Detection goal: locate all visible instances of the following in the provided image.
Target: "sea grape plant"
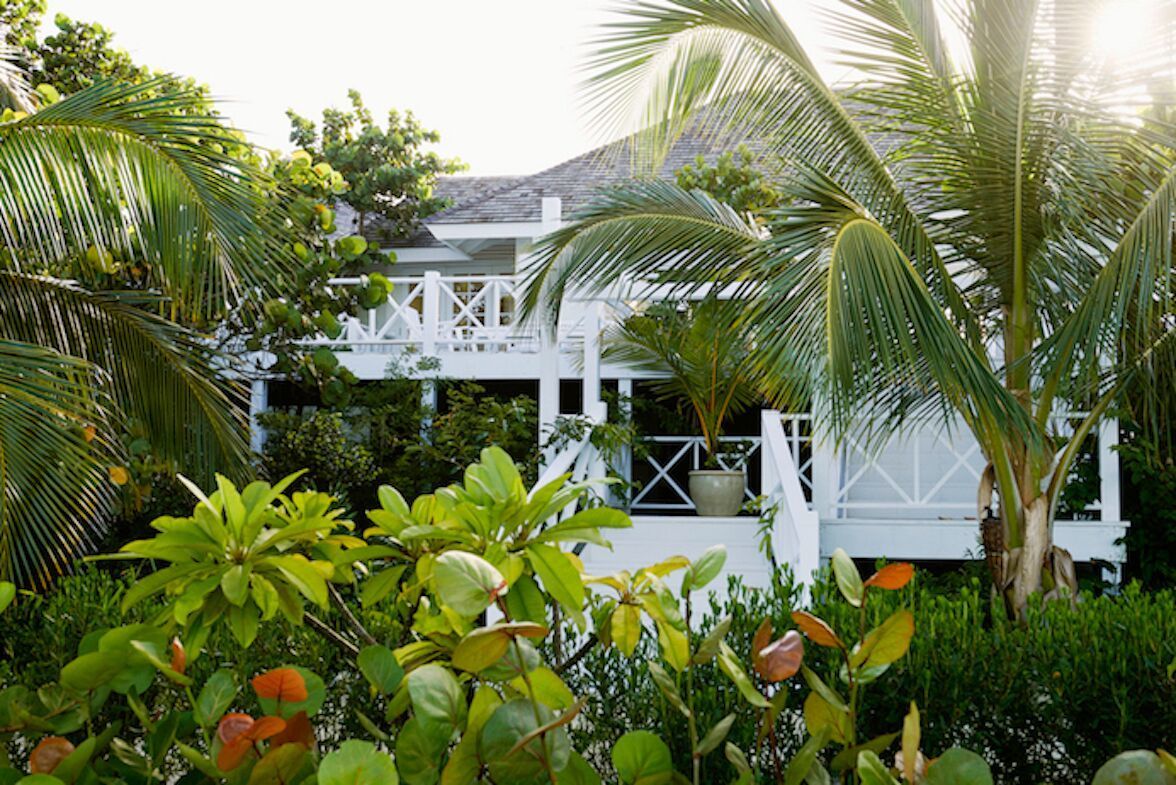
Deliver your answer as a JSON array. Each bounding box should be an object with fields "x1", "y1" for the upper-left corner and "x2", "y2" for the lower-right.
[{"x1": 107, "y1": 471, "x2": 360, "y2": 650}]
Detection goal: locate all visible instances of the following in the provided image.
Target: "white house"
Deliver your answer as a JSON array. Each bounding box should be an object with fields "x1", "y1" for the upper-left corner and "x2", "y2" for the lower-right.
[{"x1": 249, "y1": 134, "x2": 1128, "y2": 590}]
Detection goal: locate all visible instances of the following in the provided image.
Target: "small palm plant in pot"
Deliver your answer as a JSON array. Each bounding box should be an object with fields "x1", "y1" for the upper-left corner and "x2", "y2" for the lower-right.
[{"x1": 605, "y1": 297, "x2": 760, "y2": 516}]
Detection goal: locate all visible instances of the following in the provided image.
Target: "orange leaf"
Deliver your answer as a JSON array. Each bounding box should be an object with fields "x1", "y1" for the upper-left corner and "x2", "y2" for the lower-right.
[
  {"x1": 865, "y1": 562, "x2": 915, "y2": 591},
  {"x1": 108, "y1": 466, "x2": 129, "y2": 486},
  {"x1": 252, "y1": 668, "x2": 308, "y2": 703},
  {"x1": 244, "y1": 716, "x2": 287, "y2": 742},
  {"x1": 271, "y1": 710, "x2": 315, "y2": 749},
  {"x1": 170, "y1": 637, "x2": 186, "y2": 675},
  {"x1": 217, "y1": 713, "x2": 254, "y2": 745},
  {"x1": 754, "y1": 631, "x2": 805, "y2": 682},
  {"x1": 217, "y1": 737, "x2": 255, "y2": 771},
  {"x1": 750, "y1": 617, "x2": 772, "y2": 671},
  {"x1": 216, "y1": 716, "x2": 287, "y2": 772},
  {"x1": 30, "y1": 737, "x2": 75, "y2": 774},
  {"x1": 791, "y1": 611, "x2": 845, "y2": 650},
  {"x1": 83, "y1": 425, "x2": 97, "y2": 443}
]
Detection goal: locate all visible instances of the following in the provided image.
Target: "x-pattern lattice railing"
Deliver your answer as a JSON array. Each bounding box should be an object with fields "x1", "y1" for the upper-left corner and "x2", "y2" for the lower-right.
[{"x1": 630, "y1": 436, "x2": 762, "y2": 512}]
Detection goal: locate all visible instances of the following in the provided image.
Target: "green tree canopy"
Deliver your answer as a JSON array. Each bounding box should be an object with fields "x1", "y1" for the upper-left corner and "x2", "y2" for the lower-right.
[{"x1": 288, "y1": 90, "x2": 465, "y2": 240}]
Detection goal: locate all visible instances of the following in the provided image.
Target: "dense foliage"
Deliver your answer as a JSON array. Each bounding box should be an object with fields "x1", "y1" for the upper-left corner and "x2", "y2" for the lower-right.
[
  {"x1": 288, "y1": 90, "x2": 465, "y2": 241},
  {"x1": 1, "y1": 451, "x2": 1171, "y2": 785}
]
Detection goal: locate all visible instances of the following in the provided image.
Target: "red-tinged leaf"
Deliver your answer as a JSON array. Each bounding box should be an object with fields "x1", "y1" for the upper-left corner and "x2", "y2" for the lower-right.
[
  {"x1": 217, "y1": 737, "x2": 255, "y2": 771},
  {"x1": 170, "y1": 637, "x2": 186, "y2": 675},
  {"x1": 271, "y1": 710, "x2": 315, "y2": 749},
  {"x1": 217, "y1": 713, "x2": 254, "y2": 744},
  {"x1": 791, "y1": 611, "x2": 845, "y2": 650},
  {"x1": 30, "y1": 737, "x2": 75, "y2": 774},
  {"x1": 751, "y1": 617, "x2": 772, "y2": 671},
  {"x1": 244, "y1": 716, "x2": 287, "y2": 742},
  {"x1": 755, "y1": 631, "x2": 804, "y2": 682},
  {"x1": 252, "y1": 667, "x2": 308, "y2": 703},
  {"x1": 865, "y1": 562, "x2": 915, "y2": 591}
]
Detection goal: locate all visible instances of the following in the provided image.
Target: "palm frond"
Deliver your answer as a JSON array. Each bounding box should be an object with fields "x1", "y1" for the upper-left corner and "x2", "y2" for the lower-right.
[
  {"x1": 521, "y1": 180, "x2": 766, "y2": 324},
  {"x1": 0, "y1": 340, "x2": 117, "y2": 587},
  {"x1": 0, "y1": 272, "x2": 250, "y2": 484},
  {"x1": 0, "y1": 45, "x2": 35, "y2": 113},
  {"x1": 0, "y1": 77, "x2": 296, "y2": 322}
]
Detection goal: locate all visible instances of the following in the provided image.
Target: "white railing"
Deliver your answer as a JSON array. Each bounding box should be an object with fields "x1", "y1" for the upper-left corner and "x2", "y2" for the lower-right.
[
  {"x1": 309, "y1": 272, "x2": 541, "y2": 353},
  {"x1": 814, "y1": 414, "x2": 1116, "y2": 522},
  {"x1": 761, "y1": 411, "x2": 820, "y2": 586},
  {"x1": 304, "y1": 272, "x2": 633, "y2": 356},
  {"x1": 629, "y1": 435, "x2": 762, "y2": 512}
]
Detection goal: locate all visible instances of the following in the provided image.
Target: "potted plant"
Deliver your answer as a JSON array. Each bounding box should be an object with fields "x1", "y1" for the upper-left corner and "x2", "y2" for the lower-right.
[{"x1": 605, "y1": 297, "x2": 760, "y2": 516}]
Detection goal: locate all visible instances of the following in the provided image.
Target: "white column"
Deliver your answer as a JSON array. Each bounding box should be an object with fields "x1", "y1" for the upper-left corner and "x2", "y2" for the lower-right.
[
  {"x1": 1098, "y1": 418, "x2": 1121, "y2": 523},
  {"x1": 249, "y1": 379, "x2": 268, "y2": 454},
  {"x1": 1098, "y1": 417, "x2": 1124, "y2": 585},
  {"x1": 538, "y1": 340, "x2": 561, "y2": 467},
  {"x1": 582, "y1": 301, "x2": 602, "y2": 413},
  {"x1": 618, "y1": 378, "x2": 634, "y2": 494},
  {"x1": 422, "y1": 270, "x2": 440, "y2": 357}
]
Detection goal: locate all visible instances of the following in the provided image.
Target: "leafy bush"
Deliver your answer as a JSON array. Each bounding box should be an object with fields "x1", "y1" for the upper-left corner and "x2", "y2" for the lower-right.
[
  {"x1": 567, "y1": 573, "x2": 1176, "y2": 784},
  {"x1": 2, "y1": 451, "x2": 1173, "y2": 785}
]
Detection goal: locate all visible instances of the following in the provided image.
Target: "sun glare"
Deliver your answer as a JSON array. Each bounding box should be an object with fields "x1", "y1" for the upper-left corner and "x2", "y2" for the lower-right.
[{"x1": 1091, "y1": 0, "x2": 1156, "y2": 61}]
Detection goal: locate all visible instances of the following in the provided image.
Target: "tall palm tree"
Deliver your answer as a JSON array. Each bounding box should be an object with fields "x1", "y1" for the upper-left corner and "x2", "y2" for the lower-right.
[
  {"x1": 524, "y1": 0, "x2": 1176, "y2": 611},
  {"x1": 0, "y1": 59, "x2": 297, "y2": 586}
]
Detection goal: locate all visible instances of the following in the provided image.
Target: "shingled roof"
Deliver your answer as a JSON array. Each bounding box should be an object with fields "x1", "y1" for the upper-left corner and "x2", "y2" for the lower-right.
[{"x1": 425, "y1": 129, "x2": 732, "y2": 225}]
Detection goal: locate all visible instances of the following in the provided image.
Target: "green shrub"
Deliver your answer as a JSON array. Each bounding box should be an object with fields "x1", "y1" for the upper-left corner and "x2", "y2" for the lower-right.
[{"x1": 566, "y1": 573, "x2": 1176, "y2": 784}]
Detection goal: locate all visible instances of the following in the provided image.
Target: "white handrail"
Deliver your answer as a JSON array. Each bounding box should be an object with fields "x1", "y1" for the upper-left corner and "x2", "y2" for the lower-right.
[{"x1": 761, "y1": 410, "x2": 821, "y2": 587}]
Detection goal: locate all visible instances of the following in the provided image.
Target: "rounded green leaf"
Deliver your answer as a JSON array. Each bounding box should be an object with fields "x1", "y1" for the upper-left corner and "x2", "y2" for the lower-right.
[
  {"x1": 852, "y1": 610, "x2": 915, "y2": 670},
  {"x1": 479, "y1": 699, "x2": 570, "y2": 785},
  {"x1": 358, "y1": 645, "x2": 405, "y2": 695},
  {"x1": 193, "y1": 670, "x2": 236, "y2": 727},
  {"x1": 1092, "y1": 751, "x2": 1176, "y2": 785},
  {"x1": 433, "y1": 552, "x2": 506, "y2": 618},
  {"x1": 0, "y1": 582, "x2": 15, "y2": 613},
  {"x1": 925, "y1": 748, "x2": 993, "y2": 785},
  {"x1": 612, "y1": 730, "x2": 673, "y2": 785},
  {"x1": 318, "y1": 740, "x2": 398, "y2": 785},
  {"x1": 408, "y1": 664, "x2": 467, "y2": 735}
]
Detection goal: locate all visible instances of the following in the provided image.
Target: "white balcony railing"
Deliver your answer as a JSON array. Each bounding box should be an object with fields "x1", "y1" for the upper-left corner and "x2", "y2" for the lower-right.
[{"x1": 305, "y1": 272, "x2": 618, "y2": 355}]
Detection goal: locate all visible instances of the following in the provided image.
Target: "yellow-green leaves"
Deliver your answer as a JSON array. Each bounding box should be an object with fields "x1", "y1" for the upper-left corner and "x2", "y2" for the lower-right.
[
  {"x1": 902, "y1": 702, "x2": 921, "y2": 784},
  {"x1": 718, "y1": 642, "x2": 770, "y2": 709},
  {"x1": 851, "y1": 610, "x2": 915, "y2": 671},
  {"x1": 831, "y1": 548, "x2": 863, "y2": 607},
  {"x1": 0, "y1": 581, "x2": 14, "y2": 612},
  {"x1": 526, "y1": 543, "x2": 585, "y2": 627},
  {"x1": 611, "y1": 603, "x2": 643, "y2": 657},
  {"x1": 681, "y1": 544, "x2": 726, "y2": 593},
  {"x1": 433, "y1": 551, "x2": 507, "y2": 618},
  {"x1": 451, "y1": 623, "x2": 548, "y2": 673},
  {"x1": 318, "y1": 740, "x2": 399, "y2": 785}
]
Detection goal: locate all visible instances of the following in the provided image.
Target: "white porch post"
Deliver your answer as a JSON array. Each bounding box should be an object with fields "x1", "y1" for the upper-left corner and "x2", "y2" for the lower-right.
[
  {"x1": 537, "y1": 197, "x2": 563, "y2": 467},
  {"x1": 618, "y1": 378, "x2": 634, "y2": 494},
  {"x1": 1098, "y1": 417, "x2": 1124, "y2": 584},
  {"x1": 249, "y1": 379, "x2": 268, "y2": 454},
  {"x1": 811, "y1": 437, "x2": 838, "y2": 524},
  {"x1": 422, "y1": 270, "x2": 440, "y2": 358},
  {"x1": 582, "y1": 301, "x2": 603, "y2": 412}
]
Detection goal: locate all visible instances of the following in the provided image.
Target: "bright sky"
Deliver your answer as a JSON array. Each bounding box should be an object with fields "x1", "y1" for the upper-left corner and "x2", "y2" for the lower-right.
[
  {"x1": 42, "y1": 0, "x2": 1159, "y2": 175},
  {"x1": 41, "y1": 0, "x2": 835, "y2": 175}
]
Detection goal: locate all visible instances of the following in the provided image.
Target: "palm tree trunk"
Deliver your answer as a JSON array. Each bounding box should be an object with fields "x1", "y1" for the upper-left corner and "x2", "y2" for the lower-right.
[{"x1": 1011, "y1": 494, "x2": 1049, "y2": 611}]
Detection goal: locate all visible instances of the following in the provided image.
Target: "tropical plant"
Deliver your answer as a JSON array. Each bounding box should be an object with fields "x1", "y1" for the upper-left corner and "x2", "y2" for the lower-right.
[
  {"x1": 523, "y1": 0, "x2": 1176, "y2": 613},
  {"x1": 288, "y1": 89, "x2": 465, "y2": 240},
  {"x1": 604, "y1": 298, "x2": 760, "y2": 462},
  {"x1": 0, "y1": 65, "x2": 298, "y2": 586}
]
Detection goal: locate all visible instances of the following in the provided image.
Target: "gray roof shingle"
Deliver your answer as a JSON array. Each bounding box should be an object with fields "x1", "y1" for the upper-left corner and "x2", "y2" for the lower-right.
[{"x1": 425, "y1": 127, "x2": 747, "y2": 225}]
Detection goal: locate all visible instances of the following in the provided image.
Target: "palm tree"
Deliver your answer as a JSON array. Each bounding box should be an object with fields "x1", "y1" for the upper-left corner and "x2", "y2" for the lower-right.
[
  {"x1": 524, "y1": 0, "x2": 1176, "y2": 611},
  {"x1": 604, "y1": 297, "x2": 760, "y2": 460},
  {"x1": 0, "y1": 60, "x2": 297, "y2": 586}
]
